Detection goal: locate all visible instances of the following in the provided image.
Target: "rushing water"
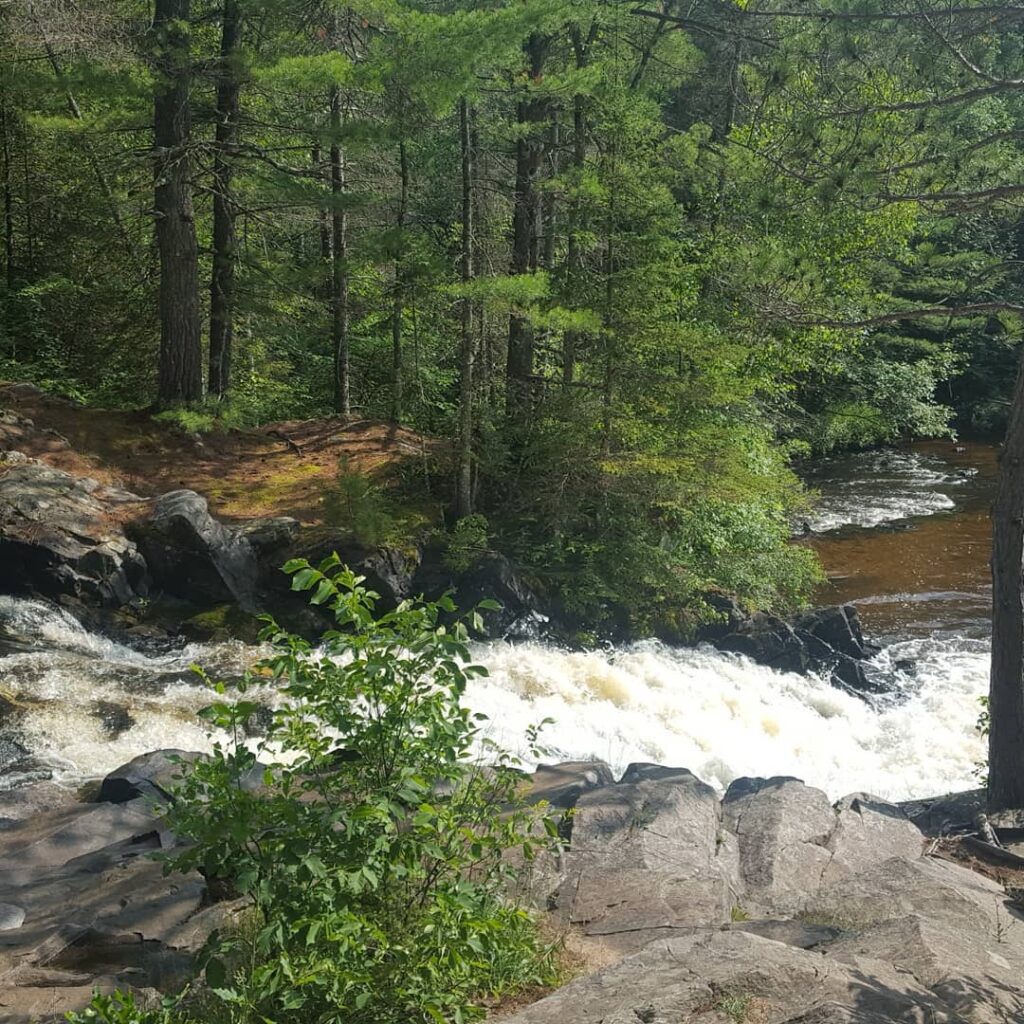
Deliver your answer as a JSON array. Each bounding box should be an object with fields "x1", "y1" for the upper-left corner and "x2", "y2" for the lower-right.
[{"x1": 0, "y1": 440, "x2": 996, "y2": 801}]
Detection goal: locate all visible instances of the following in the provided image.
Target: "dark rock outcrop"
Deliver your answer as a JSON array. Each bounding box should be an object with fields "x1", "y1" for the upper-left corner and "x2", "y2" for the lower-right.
[
  {"x1": 708, "y1": 604, "x2": 884, "y2": 695},
  {"x1": 97, "y1": 749, "x2": 205, "y2": 805},
  {"x1": 0, "y1": 464, "x2": 149, "y2": 607},
  {"x1": 129, "y1": 490, "x2": 260, "y2": 611}
]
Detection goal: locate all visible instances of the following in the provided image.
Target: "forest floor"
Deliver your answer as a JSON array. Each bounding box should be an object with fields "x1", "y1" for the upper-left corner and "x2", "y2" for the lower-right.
[{"x1": 0, "y1": 383, "x2": 436, "y2": 523}]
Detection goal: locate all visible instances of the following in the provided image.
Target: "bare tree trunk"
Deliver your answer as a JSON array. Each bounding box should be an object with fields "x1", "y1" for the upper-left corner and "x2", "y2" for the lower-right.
[
  {"x1": 506, "y1": 33, "x2": 547, "y2": 423},
  {"x1": 312, "y1": 143, "x2": 330, "y2": 301},
  {"x1": 329, "y1": 86, "x2": 350, "y2": 416},
  {"x1": 209, "y1": 0, "x2": 242, "y2": 399},
  {"x1": 390, "y1": 138, "x2": 408, "y2": 424},
  {"x1": 1, "y1": 89, "x2": 13, "y2": 292},
  {"x1": 456, "y1": 98, "x2": 474, "y2": 519},
  {"x1": 988, "y1": 341, "x2": 1024, "y2": 811},
  {"x1": 153, "y1": 0, "x2": 203, "y2": 406},
  {"x1": 563, "y1": 24, "x2": 593, "y2": 387}
]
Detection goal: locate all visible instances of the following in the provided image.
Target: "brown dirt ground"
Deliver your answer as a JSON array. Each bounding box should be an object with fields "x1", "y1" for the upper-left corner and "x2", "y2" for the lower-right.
[{"x1": 0, "y1": 382, "x2": 437, "y2": 524}]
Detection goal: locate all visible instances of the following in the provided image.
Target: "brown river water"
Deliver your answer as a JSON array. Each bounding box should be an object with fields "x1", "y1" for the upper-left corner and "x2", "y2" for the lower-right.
[{"x1": 805, "y1": 440, "x2": 997, "y2": 644}]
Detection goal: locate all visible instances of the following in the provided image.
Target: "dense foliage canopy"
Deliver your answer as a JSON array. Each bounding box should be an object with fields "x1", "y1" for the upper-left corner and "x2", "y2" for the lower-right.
[{"x1": 3, "y1": 0, "x2": 1023, "y2": 626}]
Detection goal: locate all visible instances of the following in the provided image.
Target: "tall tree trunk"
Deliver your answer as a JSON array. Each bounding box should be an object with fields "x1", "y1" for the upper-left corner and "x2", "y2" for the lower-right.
[
  {"x1": 563, "y1": 24, "x2": 594, "y2": 387},
  {"x1": 456, "y1": 98, "x2": 475, "y2": 519},
  {"x1": 506, "y1": 33, "x2": 547, "y2": 423},
  {"x1": 391, "y1": 138, "x2": 408, "y2": 424},
  {"x1": 1, "y1": 89, "x2": 13, "y2": 292},
  {"x1": 988, "y1": 341, "x2": 1024, "y2": 811},
  {"x1": 313, "y1": 143, "x2": 331, "y2": 301},
  {"x1": 209, "y1": 0, "x2": 242, "y2": 399},
  {"x1": 153, "y1": 0, "x2": 203, "y2": 405},
  {"x1": 329, "y1": 86, "x2": 350, "y2": 416}
]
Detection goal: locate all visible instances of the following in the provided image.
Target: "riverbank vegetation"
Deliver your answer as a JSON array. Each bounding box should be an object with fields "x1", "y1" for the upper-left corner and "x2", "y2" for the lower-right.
[
  {"x1": 70, "y1": 559, "x2": 563, "y2": 1024},
  {"x1": 7, "y1": 0, "x2": 1024, "y2": 630}
]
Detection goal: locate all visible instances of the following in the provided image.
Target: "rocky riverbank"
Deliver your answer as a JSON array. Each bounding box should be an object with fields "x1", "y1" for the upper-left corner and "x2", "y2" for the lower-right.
[
  {"x1": 1, "y1": 757, "x2": 1020, "y2": 1023},
  {"x1": 0, "y1": 384, "x2": 885, "y2": 695}
]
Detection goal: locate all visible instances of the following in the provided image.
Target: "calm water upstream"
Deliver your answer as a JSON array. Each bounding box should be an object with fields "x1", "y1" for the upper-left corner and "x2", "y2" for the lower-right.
[{"x1": 0, "y1": 441, "x2": 997, "y2": 801}]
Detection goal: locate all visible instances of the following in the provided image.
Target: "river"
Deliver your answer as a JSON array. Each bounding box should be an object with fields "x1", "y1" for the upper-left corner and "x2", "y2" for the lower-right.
[{"x1": 0, "y1": 441, "x2": 995, "y2": 801}]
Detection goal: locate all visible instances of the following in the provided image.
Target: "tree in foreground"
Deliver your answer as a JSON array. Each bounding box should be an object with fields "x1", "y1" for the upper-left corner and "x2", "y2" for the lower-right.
[{"x1": 69, "y1": 556, "x2": 561, "y2": 1024}]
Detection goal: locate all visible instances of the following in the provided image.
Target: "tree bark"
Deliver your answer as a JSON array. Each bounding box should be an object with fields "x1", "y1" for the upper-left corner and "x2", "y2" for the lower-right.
[
  {"x1": 209, "y1": 0, "x2": 243, "y2": 399},
  {"x1": 1, "y1": 89, "x2": 13, "y2": 292},
  {"x1": 506, "y1": 33, "x2": 548, "y2": 423},
  {"x1": 330, "y1": 86, "x2": 350, "y2": 416},
  {"x1": 456, "y1": 98, "x2": 475, "y2": 519},
  {"x1": 988, "y1": 340, "x2": 1024, "y2": 811},
  {"x1": 153, "y1": 0, "x2": 203, "y2": 406},
  {"x1": 390, "y1": 138, "x2": 408, "y2": 424},
  {"x1": 563, "y1": 24, "x2": 594, "y2": 387}
]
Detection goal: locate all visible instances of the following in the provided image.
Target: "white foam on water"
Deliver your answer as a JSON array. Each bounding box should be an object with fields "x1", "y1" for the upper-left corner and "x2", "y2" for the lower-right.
[
  {"x1": 0, "y1": 597, "x2": 988, "y2": 800},
  {"x1": 803, "y1": 450, "x2": 969, "y2": 533},
  {"x1": 466, "y1": 639, "x2": 988, "y2": 801}
]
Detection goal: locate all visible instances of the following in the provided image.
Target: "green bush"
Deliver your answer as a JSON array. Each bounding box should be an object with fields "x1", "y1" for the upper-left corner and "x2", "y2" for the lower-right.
[
  {"x1": 159, "y1": 556, "x2": 560, "y2": 1024},
  {"x1": 322, "y1": 459, "x2": 395, "y2": 547},
  {"x1": 443, "y1": 514, "x2": 490, "y2": 574}
]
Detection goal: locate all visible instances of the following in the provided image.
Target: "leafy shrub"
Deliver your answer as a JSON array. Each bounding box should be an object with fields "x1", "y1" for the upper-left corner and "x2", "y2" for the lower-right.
[
  {"x1": 322, "y1": 459, "x2": 395, "y2": 546},
  {"x1": 162, "y1": 556, "x2": 560, "y2": 1024},
  {"x1": 443, "y1": 514, "x2": 490, "y2": 574},
  {"x1": 65, "y1": 989, "x2": 190, "y2": 1024}
]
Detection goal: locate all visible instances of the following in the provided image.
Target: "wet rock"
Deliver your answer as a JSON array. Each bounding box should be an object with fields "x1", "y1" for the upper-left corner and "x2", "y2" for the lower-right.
[
  {"x1": 710, "y1": 604, "x2": 886, "y2": 696},
  {"x1": 130, "y1": 490, "x2": 260, "y2": 611},
  {"x1": 97, "y1": 749, "x2": 205, "y2": 805},
  {"x1": 0, "y1": 464, "x2": 149, "y2": 607},
  {"x1": 92, "y1": 701, "x2": 135, "y2": 740},
  {"x1": 454, "y1": 552, "x2": 548, "y2": 639}
]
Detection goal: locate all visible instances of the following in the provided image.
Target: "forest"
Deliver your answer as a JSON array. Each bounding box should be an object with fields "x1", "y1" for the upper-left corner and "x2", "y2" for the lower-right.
[{"x1": 1, "y1": 0, "x2": 1023, "y2": 632}]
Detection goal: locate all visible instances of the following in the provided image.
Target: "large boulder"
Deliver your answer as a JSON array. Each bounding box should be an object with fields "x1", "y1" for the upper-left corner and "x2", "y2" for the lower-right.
[
  {"x1": 722, "y1": 778, "x2": 924, "y2": 914},
  {"x1": 0, "y1": 464, "x2": 148, "y2": 607},
  {"x1": 130, "y1": 489, "x2": 260, "y2": 611},
  {"x1": 97, "y1": 749, "x2": 205, "y2": 805},
  {"x1": 556, "y1": 768, "x2": 741, "y2": 949},
  {"x1": 710, "y1": 605, "x2": 885, "y2": 696},
  {"x1": 723, "y1": 776, "x2": 836, "y2": 913}
]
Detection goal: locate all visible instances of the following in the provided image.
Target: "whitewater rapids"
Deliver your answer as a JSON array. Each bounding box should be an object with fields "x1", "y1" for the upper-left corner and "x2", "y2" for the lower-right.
[{"x1": 0, "y1": 595, "x2": 986, "y2": 801}]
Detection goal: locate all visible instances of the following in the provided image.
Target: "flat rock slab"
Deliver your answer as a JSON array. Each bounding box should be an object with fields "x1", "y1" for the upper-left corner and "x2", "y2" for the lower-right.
[
  {"x1": 0, "y1": 790, "x2": 208, "y2": 1023},
  {"x1": 811, "y1": 857, "x2": 1024, "y2": 1022},
  {"x1": 499, "y1": 928, "x2": 964, "y2": 1024}
]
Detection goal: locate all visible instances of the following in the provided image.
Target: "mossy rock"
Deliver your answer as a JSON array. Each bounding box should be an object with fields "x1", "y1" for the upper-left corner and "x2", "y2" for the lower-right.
[{"x1": 180, "y1": 603, "x2": 261, "y2": 643}]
